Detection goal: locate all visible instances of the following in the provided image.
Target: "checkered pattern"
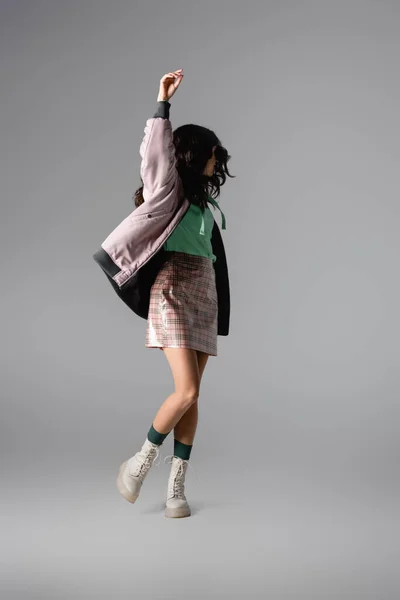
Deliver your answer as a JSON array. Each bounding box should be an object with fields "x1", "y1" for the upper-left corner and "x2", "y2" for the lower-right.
[{"x1": 145, "y1": 251, "x2": 218, "y2": 356}]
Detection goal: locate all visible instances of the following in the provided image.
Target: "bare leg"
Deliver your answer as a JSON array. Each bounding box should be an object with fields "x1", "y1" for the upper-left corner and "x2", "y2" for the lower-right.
[
  {"x1": 173, "y1": 350, "x2": 209, "y2": 445},
  {"x1": 152, "y1": 348, "x2": 201, "y2": 435}
]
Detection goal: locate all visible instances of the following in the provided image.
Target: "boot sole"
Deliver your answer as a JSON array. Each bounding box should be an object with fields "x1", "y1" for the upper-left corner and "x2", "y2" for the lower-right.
[
  {"x1": 116, "y1": 460, "x2": 140, "y2": 503},
  {"x1": 165, "y1": 505, "x2": 191, "y2": 518}
]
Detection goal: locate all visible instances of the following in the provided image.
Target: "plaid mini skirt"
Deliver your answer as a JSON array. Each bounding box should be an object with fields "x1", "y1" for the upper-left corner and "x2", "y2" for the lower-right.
[{"x1": 145, "y1": 251, "x2": 218, "y2": 356}]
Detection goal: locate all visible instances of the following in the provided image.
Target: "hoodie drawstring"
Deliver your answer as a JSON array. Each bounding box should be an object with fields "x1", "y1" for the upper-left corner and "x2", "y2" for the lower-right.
[
  {"x1": 205, "y1": 196, "x2": 226, "y2": 232},
  {"x1": 199, "y1": 212, "x2": 205, "y2": 236}
]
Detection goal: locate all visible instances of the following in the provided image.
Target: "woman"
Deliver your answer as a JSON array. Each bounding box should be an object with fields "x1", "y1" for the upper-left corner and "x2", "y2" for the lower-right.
[{"x1": 97, "y1": 69, "x2": 234, "y2": 518}]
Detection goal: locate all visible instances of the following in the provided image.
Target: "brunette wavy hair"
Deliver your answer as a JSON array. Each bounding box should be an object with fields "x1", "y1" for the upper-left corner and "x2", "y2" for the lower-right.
[{"x1": 132, "y1": 123, "x2": 235, "y2": 212}]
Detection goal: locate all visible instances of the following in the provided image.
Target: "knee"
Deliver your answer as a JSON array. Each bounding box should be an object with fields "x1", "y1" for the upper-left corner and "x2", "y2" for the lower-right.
[{"x1": 177, "y1": 388, "x2": 199, "y2": 410}]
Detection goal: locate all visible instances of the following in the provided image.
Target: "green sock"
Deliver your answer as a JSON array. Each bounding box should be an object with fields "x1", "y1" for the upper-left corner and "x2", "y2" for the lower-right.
[
  {"x1": 174, "y1": 438, "x2": 193, "y2": 460},
  {"x1": 147, "y1": 424, "x2": 170, "y2": 446}
]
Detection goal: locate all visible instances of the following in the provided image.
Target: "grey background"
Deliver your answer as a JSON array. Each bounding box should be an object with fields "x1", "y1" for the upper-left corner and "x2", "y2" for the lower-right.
[{"x1": 1, "y1": 1, "x2": 399, "y2": 598}]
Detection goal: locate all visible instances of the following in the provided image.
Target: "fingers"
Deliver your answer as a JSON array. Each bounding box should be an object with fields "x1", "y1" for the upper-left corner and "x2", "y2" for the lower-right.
[{"x1": 162, "y1": 69, "x2": 184, "y2": 80}]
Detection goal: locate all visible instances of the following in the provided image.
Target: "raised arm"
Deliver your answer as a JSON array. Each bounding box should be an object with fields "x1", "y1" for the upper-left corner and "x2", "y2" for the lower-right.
[
  {"x1": 139, "y1": 69, "x2": 184, "y2": 201},
  {"x1": 139, "y1": 101, "x2": 177, "y2": 200}
]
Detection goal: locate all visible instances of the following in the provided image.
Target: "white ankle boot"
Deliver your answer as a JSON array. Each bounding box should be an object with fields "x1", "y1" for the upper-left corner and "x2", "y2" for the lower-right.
[
  {"x1": 116, "y1": 438, "x2": 161, "y2": 503},
  {"x1": 164, "y1": 455, "x2": 192, "y2": 518}
]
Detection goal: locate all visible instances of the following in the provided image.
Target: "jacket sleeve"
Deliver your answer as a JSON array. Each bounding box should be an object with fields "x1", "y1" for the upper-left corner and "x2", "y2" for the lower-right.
[{"x1": 139, "y1": 101, "x2": 178, "y2": 200}]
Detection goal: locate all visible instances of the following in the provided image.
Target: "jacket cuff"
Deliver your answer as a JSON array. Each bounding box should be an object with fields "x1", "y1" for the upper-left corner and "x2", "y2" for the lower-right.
[{"x1": 153, "y1": 100, "x2": 171, "y2": 119}]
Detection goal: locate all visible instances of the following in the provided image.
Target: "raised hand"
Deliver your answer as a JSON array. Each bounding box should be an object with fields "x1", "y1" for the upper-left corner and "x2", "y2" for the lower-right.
[{"x1": 157, "y1": 69, "x2": 184, "y2": 102}]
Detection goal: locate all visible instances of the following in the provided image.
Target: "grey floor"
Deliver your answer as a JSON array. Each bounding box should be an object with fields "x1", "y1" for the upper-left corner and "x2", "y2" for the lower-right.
[{"x1": 2, "y1": 449, "x2": 398, "y2": 600}]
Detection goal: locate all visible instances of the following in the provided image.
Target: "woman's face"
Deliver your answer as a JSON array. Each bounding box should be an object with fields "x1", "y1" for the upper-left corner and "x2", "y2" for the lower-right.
[{"x1": 203, "y1": 145, "x2": 217, "y2": 176}]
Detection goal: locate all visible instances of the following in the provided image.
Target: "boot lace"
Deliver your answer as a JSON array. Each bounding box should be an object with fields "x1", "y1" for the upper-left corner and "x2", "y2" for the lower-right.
[
  {"x1": 129, "y1": 445, "x2": 161, "y2": 478},
  {"x1": 164, "y1": 455, "x2": 200, "y2": 499}
]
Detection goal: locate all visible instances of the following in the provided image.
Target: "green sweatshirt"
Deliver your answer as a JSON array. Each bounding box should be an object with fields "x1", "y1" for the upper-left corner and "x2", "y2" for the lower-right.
[{"x1": 162, "y1": 195, "x2": 226, "y2": 262}]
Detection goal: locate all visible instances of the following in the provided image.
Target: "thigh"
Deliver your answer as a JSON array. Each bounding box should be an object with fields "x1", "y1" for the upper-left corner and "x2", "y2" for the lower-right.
[{"x1": 163, "y1": 348, "x2": 200, "y2": 395}]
